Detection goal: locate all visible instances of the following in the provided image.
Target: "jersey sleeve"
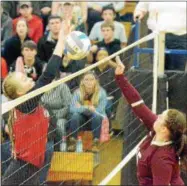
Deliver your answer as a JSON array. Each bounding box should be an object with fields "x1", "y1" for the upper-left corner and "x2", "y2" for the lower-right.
[{"x1": 115, "y1": 74, "x2": 157, "y2": 130}]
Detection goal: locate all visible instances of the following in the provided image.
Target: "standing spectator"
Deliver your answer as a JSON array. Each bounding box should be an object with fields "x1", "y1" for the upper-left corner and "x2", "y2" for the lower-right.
[
  {"x1": 69, "y1": 72, "x2": 107, "y2": 152},
  {"x1": 134, "y1": 2, "x2": 187, "y2": 71},
  {"x1": 2, "y1": 19, "x2": 31, "y2": 69},
  {"x1": 91, "y1": 22, "x2": 121, "y2": 56},
  {"x1": 1, "y1": 4, "x2": 13, "y2": 48},
  {"x1": 89, "y1": 6, "x2": 127, "y2": 48},
  {"x1": 11, "y1": 41, "x2": 44, "y2": 81},
  {"x1": 37, "y1": 15, "x2": 62, "y2": 62},
  {"x1": 13, "y1": 1, "x2": 43, "y2": 43}
]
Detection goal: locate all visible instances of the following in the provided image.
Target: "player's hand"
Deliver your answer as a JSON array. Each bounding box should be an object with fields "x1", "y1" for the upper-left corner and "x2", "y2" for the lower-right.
[
  {"x1": 41, "y1": 7, "x2": 51, "y2": 15},
  {"x1": 88, "y1": 105, "x2": 96, "y2": 112},
  {"x1": 90, "y1": 45, "x2": 98, "y2": 53},
  {"x1": 115, "y1": 56, "x2": 125, "y2": 75},
  {"x1": 133, "y1": 10, "x2": 144, "y2": 22}
]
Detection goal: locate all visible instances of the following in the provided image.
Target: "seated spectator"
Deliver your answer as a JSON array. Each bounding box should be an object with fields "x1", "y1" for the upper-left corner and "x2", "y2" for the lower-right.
[
  {"x1": 2, "y1": 18, "x2": 31, "y2": 69},
  {"x1": 40, "y1": 82, "x2": 72, "y2": 183},
  {"x1": 37, "y1": 15, "x2": 62, "y2": 62},
  {"x1": 10, "y1": 40, "x2": 44, "y2": 81},
  {"x1": 134, "y1": 2, "x2": 187, "y2": 71},
  {"x1": 51, "y1": 2, "x2": 86, "y2": 33},
  {"x1": 91, "y1": 22, "x2": 121, "y2": 56},
  {"x1": 13, "y1": 1, "x2": 43, "y2": 43},
  {"x1": 69, "y1": 72, "x2": 107, "y2": 152},
  {"x1": 89, "y1": 6, "x2": 127, "y2": 48},
  {"x1": 59, "y1": 56, "x2": 86, "y2": 91},
  {"x1": 94, "y1": 48, "x2": 121, "y2": 117},
  {"x1": 87, "y1": 2, "x2": 125, "y2": 34},
  {"x1": 1, "y1": 4, "x2": 13, "y2": 48}
]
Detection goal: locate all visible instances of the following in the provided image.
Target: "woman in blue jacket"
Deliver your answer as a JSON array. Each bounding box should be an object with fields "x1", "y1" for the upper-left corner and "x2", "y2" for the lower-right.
[{"x1": 69, "y1": 71, "x2": 107, "y2": 152}]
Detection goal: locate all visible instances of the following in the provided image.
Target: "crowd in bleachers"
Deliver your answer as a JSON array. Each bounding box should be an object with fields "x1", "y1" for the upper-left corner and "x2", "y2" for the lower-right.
[
  {"x1": 1, "y1": 1, "x2": 187, "y2": 185},
  {"x1": 1, "y1": 1, "x2": 132, "y2": 184}
]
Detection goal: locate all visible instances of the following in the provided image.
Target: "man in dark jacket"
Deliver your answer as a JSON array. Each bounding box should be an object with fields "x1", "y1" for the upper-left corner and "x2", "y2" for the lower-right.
[
  {"x1": 37, "y1": 15, "x2": 62, "y2": 62},
  {"x1": 1, "y1": 4, "x2": 12, "y2": 47}
]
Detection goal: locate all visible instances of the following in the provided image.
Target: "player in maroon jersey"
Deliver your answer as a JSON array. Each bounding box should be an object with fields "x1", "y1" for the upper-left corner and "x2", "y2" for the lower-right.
[{"x1": 115, "y1": 59, "x2": 187, "y2": 185}]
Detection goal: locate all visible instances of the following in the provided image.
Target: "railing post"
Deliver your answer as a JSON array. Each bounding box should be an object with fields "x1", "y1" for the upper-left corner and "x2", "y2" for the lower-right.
[
  {"x1": 133, "y1": 22, "x2": 140, "y2": 68},
  {"x1": 158, "y1": 32, "x2": 166, "y2": 75}
]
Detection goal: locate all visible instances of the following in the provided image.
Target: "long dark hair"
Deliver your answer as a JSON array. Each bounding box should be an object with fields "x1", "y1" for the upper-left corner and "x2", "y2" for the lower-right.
[{"x1": 165, "y1": 109, "x2": 187, "y2": 170}]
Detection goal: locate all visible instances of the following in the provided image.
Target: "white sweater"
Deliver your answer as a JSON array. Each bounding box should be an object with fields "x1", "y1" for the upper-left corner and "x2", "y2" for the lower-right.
[{"x1": 135, "y1": 2, "x2": 187, "y2": 35}]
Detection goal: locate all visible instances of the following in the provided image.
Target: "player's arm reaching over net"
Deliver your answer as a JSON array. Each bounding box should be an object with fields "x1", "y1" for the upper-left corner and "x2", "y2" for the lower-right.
[{"x1": 114, "y1": 57, "x2": 157, "y2": 130}]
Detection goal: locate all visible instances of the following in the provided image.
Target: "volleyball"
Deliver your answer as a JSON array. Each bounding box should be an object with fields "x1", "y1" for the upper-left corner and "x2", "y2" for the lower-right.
[{"x1": 64, "y1": 31, "x2": 91, "y2": 60}]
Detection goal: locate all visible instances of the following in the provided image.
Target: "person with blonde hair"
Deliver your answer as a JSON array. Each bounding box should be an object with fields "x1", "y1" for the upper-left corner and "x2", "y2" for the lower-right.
[
  {"x1": 69, "y1": 71, "x2": 107, "y2": 152},
  {"x1": 2, "y1": 20, "x2": 72, "y2": 185},
  {"x1": 115, "y1": 59, "x2": 187, "y2": 185}
]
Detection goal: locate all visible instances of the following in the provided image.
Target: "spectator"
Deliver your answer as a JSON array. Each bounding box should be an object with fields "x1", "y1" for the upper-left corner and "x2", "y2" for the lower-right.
[
  {"x1": 89, "y1": 6, "x2": 127, "y2": 48},
  {"x1": 69, "y1": 72, "x2": 107, "y2": 152},
  {"x1": 31, "y1": 1, "x2": 52, "y2": 31},
  {"x1": 41, "y1": 82, "x2": 72, "y2": 144},
  {"x1": 1, "y1": 1, "x2": 19, "y2": 19},
  {"x1": 134, "y1": 2, "x2": 187, "y2": 71},
  {"x1": 87, "y1": 2, "x2": 125, "y2": 34},
  {"x1": 91, "y1": 22, "x2": 121, "y2": 56},
  {"x1": 2, "y1": 18, "x2": 31, "y2": 69},
  {"x1": 37, "y1": 15, "x2": 62, "y2": 62},
  {"x1": 59, "y1": 55, "x2": 86, "y2": 91},
  {"x1": 11, "y1": 40, "x2": 44, "y2": 81},
  {"x1": 13, "y1": 1, "x2": 43, "y2": 43},
  {"x1": 1, "y1": 4, "x2": 13, "y2": 48},
  {"x1": 94, "y1": 48, "x2": 121, "y2": 117},
  {"x1": 39, "y1": 82, "x2": 72, "y2": 183},
  {"x1": 51, "y1": 2, "x2": 86, "y2": 33}
]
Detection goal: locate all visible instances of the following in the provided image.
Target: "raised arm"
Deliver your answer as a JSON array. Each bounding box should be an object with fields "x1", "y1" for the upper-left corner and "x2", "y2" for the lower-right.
[
  {"x1": 33, "y1": 20, "x2": 70, "y2": 90},
  {"x1": 18, "y1": 21, "x2": 72, "y2": 113},
  {"x1": 115, "y1": 57, "x2": 157, "y2": 130}
]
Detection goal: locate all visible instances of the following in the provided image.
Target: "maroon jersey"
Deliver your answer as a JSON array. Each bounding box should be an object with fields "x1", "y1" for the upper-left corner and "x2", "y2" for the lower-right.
[{"x1": 116, "y1": 74, "x2": 184, "y2": 185}]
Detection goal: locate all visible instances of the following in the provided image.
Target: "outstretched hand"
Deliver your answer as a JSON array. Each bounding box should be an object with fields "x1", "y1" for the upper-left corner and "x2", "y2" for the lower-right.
[
  {"x1": 115, "y1": 56, "x2": 125, "y2": 75},
  {"x1": 59, "y1": 19, "x2": 73, "y2": 41}
]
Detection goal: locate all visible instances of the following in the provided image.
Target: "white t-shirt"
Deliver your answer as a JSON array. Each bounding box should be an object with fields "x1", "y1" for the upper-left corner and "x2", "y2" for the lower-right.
[
  {"x1": 89, "y1": 21, "x2": 127, "y2": 43},
  {"x1": 135, "y1": 2, "x2": 187, "y2": 35}
]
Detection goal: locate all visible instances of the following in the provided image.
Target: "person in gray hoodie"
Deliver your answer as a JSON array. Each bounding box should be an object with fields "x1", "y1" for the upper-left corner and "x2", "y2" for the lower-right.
[{"x1": 1, "y1": 4, "x2": 13, "y2": 48}]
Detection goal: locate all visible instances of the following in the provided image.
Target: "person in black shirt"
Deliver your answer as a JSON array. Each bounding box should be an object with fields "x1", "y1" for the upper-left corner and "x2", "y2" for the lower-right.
[
  {"x1": 10, "y1": 40, "x2": 45, "y2": 81},
  {"x1": 37, "y1": 15, "x2": 62, "y2": 62},
  {"x1": 90, "y1": 22, "x2": 121, "y2": 64}
]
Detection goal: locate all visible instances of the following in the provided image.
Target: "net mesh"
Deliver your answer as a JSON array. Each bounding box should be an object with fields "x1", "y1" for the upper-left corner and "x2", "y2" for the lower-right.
[{"x1": 1, "y1": 31, "x2": 187, "y2": 186}]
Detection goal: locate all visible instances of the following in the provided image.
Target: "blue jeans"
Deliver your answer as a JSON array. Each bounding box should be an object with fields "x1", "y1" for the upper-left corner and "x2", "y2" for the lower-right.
[
  {"x1": 70, "y1": 112, "x2": 102, "y2": 139},
  {"x1": 1, "y1": 140, "x2": 11, "y2": 175},
  {"x1": 39, "y1": 141, "x2": 54, "y2": 185}
]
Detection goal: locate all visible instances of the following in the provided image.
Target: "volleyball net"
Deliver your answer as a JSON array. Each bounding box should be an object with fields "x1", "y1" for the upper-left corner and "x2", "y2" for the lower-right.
[{"x1": 2, "y1": 31, "x2": 186, "y2": 185}]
